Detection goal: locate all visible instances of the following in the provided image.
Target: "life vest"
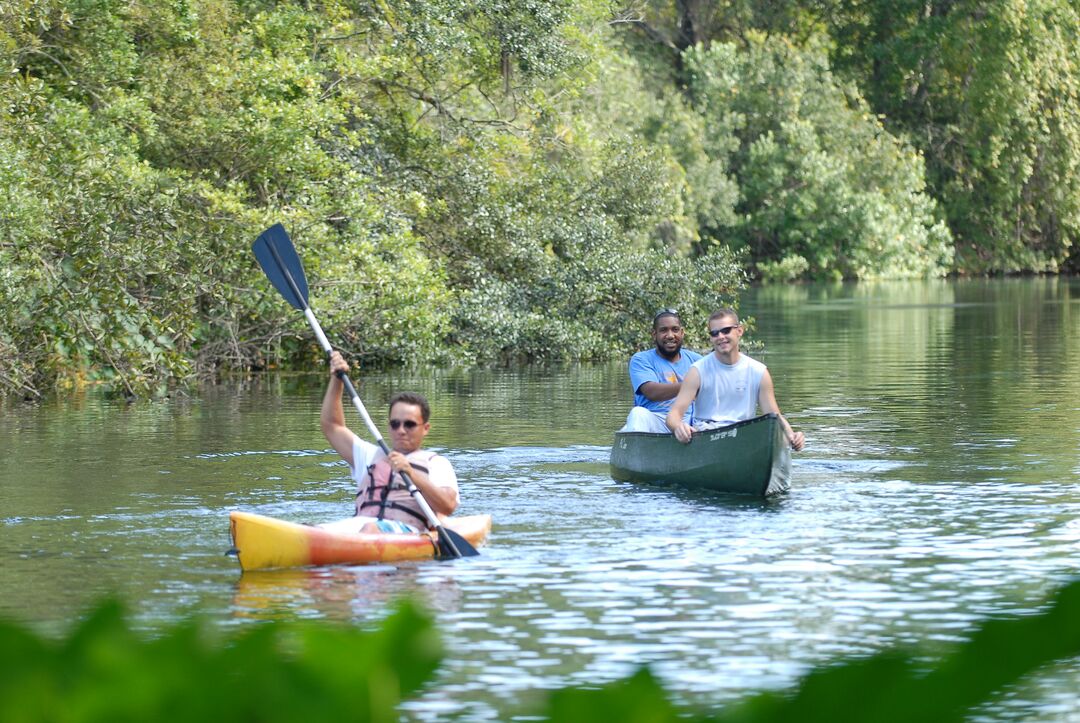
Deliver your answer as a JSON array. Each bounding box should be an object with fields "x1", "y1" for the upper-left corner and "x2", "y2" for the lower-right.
[{"x1": 355, "y1": 450, "x2": 438, "y2": 529}]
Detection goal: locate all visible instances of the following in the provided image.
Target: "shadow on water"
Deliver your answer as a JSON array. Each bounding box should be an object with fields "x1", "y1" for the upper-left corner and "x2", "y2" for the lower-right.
[{"x1": 610, "y1": 477, "x2": 794, "y2": 513}]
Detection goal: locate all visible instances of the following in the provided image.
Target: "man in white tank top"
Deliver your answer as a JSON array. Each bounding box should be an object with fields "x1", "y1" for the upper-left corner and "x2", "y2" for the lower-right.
[{"x1": 665, "y1": 309, "x2": 805, "y2": 451}]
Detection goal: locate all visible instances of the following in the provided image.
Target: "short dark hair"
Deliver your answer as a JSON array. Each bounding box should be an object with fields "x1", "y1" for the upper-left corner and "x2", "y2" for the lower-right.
[
  {"x1": 388, "y1": 391, "x2": 431, "y2": 422},
  {"x1": 653, "y1": 308, "x2": 681, "y2": 329},
  {"x1": 708, "y1": 308, "x2": 740, "y2": 325}
]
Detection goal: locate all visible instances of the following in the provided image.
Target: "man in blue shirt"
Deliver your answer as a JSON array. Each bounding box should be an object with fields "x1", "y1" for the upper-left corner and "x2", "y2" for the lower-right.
[{"x1": 620, "y1": 309, "x2": 702, "y2": 433}]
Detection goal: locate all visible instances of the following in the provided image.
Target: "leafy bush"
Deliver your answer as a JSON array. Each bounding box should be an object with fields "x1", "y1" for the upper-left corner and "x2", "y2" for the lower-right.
[
  {"x1": 683, "y1": 35, "x2": 954, "y2": 281},
  {"x1": 757, "y1": 254, "x2": 809, "y2": 283},
  {"x1": 10, "y1": 0, "x2": 1080, "y2": 396},
  {"x1": 0, "y1": 598, "x2": 441, "y2": 723},
  {"x1": 1, "y1": 0, "x2": 747, "y2": 396},
  {"x1": 547, "y1": 577, "x2": 1080, "y2": 721},
  {"x1": 4, "y1": 579, "x2": 1080, "y2": 721},
  {"x1": 825, "y1": 0, "x2": 1080, "y2": 274}
]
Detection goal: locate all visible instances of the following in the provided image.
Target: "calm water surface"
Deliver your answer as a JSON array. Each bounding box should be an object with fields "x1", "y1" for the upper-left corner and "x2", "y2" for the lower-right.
[{"x1": 2, "y1": 278, "x2": 1079, "y2": 720}]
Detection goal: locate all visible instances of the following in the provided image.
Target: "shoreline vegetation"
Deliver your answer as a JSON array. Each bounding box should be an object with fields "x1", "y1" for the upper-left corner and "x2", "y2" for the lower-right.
[{"x1": 4, "y1": 1, "x2": 1079, "y2": 398}]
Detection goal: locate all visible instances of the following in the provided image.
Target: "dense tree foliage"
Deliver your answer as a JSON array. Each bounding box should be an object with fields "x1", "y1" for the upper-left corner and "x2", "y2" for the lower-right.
[
  {"x1": 821, "y1": 0, "x2": 1080, "y2": 273},
  {"x1": 619, "y1": 0, "x2": 1080, "y2": 275},
  {"x1": 683, "y1": 35, "x2": 952, "y2": 280},
  {"x1": 1, "y1": 0, "x2": 743, "y2": 396},
  {"x1": 2, "y1": 0, "x2": 1078, "y2": 395}
]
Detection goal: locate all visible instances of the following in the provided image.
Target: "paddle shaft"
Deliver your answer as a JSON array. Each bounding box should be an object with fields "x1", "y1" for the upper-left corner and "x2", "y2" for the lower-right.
[{"x1": 260, "y1": 237, "x2": 466, "y2": 558}]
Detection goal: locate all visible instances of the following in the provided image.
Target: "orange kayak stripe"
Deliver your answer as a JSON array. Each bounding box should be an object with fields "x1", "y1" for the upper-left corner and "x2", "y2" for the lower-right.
[{"x1": 230, "y1": 511, "x2": 492, "y2": 571}]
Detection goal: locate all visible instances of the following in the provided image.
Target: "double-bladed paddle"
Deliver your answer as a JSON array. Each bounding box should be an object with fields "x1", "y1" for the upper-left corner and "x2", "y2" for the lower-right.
[{"x1": 252, "y1": 223, "x2": 478, "y2": 559}]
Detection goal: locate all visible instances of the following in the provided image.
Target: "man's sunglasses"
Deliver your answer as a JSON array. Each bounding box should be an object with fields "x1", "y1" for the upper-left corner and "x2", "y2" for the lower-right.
[
  {"x1": 708, "y1": 324, "x2": 740, "y2": 337},
  {"x1": 389, "y1": 419, "x2": 420, "y2": 430}
]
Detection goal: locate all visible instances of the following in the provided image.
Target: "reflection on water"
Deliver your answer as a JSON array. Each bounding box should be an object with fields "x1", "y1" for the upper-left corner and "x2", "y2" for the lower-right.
[
  {"x1": 1, "y1": 278, "x2": 1079, "y2": 719},
  {"x1": 233, "y1": 565, "x2": 465, "y2": 622}
]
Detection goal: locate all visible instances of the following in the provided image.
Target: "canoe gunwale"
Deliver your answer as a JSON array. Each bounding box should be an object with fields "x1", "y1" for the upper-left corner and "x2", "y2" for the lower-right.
[{"x1": 612, "y1": 412, "x2": 780, "y2": 441}]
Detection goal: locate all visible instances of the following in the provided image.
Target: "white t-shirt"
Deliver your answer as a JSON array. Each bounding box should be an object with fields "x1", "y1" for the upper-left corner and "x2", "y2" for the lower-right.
[{"x1": 691, "y1": 353, "x2": 767, "y2": 426}]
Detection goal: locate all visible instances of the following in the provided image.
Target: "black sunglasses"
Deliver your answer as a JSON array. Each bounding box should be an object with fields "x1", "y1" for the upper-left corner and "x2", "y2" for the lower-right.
[
  {"x1": 389, "y1": 419, "x2": 420, "y2": 430},
  {"x1": 708, "y1": 324, "x2": 740, "y2": 337},
  {"x1": 653, "y1": 308, "x2": 679, "y2": 323}
]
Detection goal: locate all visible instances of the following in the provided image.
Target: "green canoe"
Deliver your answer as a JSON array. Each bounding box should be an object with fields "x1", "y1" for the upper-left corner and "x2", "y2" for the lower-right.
[{"x1": 609, "y1": 413, "x2": 791, "y2": 496}]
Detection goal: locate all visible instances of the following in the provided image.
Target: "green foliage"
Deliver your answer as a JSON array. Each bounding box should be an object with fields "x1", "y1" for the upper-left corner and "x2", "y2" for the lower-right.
[
  {"x1": 757, "y1": 254, "x2": 810, "y2": 283},
  {"x1": 937, "y1": 1, "x2": 1080, "y2": 273},
  {"x1": 408, "y1": 103, "x2": 745, "y2": 359},
  {"x1": 0, "y1": 597, "x2": 441, "y2": 723},
  {"x1": 715, "y1": 577, "x2": 1080, "y2": 722},
  {"x1": 450, "y1": 244, "x2": 745, "y2": 361},
  {"x1": 824, "y1": 0, "x2": 1080, "y2": 273},
  {"x1": 545, "y1": 667, "x2": 681, "y2": 721},
  {"x1": 540, "y1": 578, "x2": 1080, "y2": 721},
  {"x1": 378, "y1": 0, "x2": 584, "y2": 83},
  {"x1": 7, "y1": 0, "x2": 1080, "y2": 394},
  {"x1": 682, "y1": 35, "x2": 953, "y2": 281},
  {"x1": 1, "y1": 0, "x2": 747, "y2": 395},
  {"x1": 615, "y1": 0, "x2": 833, "y2": 53},
  {"x1": 0, "y1": 77, "x2": 197, "y2": 396},
  {"x1": 6, "y1": 579, "x2": 1078, "y2": 721},
  {"x1": 621, "y1": 0, "x2": 1080, "y2": 275},
  {"x1": 608, "y1": 4, "x2": 956, "y2": 280}
]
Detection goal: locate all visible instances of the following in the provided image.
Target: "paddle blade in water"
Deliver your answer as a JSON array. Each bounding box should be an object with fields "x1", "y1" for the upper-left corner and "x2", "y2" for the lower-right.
[
  {"x1": 253, "y1": 223, "x2": 309, "y2": 310},
  {"x1": 436, "y1": 527, "x2": 480, "y2": 559}
]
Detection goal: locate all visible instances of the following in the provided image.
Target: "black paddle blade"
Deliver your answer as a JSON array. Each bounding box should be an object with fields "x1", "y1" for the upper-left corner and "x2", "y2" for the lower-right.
[
  {"x1": 253, "y1": 223, "x2": 309, "y2": 310},
  {"x1": 436, "y1": 527, "x2": 480, "y2": 559}
]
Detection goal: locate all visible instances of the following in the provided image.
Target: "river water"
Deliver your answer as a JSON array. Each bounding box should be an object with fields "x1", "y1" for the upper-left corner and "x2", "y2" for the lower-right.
[{"x1": 2, "y1": 278, "x2": 1079, "y2": 720}]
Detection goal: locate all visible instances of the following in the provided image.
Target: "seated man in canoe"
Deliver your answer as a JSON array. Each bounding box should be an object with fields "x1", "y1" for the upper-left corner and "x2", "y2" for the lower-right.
[
  {"x1": 620, "y1": 308, "x2": 703, "y2": 434},
  {"x1": 320, "y1": 350, "x2": 460, "y2": 534},
  {"x1": 666, "y1": 308, "x2": 805, "y2": 451}
]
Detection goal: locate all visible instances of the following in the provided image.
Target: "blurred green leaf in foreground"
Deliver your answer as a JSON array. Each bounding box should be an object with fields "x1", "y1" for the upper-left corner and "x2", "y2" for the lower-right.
[
  {"x1": 3, "y1": 578, "x2": 1080, "y2": 722},
  {"x1": 546, "y1": 577, "x2": 1080, "y2": 722},
  {"x1": 0, "y1": 598, "x2": 440, "y2": 723}
]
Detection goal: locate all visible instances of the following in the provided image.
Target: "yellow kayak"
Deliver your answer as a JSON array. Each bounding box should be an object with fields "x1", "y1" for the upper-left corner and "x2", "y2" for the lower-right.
[{"x1": 229, "y1": 511, "x2": 493, "y2": 571}]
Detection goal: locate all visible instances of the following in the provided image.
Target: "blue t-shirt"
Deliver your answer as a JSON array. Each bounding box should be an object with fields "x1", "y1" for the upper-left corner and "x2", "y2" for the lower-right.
[{"x1": 629, "y1": 347, "x2": 702, "y2": 415}]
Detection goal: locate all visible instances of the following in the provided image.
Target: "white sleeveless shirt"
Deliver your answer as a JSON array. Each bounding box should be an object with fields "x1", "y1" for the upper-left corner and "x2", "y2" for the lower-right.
[{"x1": 691, "y1": 353, "x2": 767, "y2": 426}]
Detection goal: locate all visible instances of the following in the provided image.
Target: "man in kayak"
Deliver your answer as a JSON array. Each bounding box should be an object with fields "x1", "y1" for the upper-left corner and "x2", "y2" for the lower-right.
[
  {"x1": 320, "y1": 350, "x2": 460, "y2": 534},
  {"x1": 665, "y1": 308, "x2": 805, "y2": 451},
  {"x1": 620, "y1": 308, "x2": 703, "y2": 433}
]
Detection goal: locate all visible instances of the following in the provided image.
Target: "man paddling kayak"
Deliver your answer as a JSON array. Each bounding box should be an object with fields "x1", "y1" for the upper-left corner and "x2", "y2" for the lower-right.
[{"x1": 320, "y1": 351, "x2": 460, "y2": 534}]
